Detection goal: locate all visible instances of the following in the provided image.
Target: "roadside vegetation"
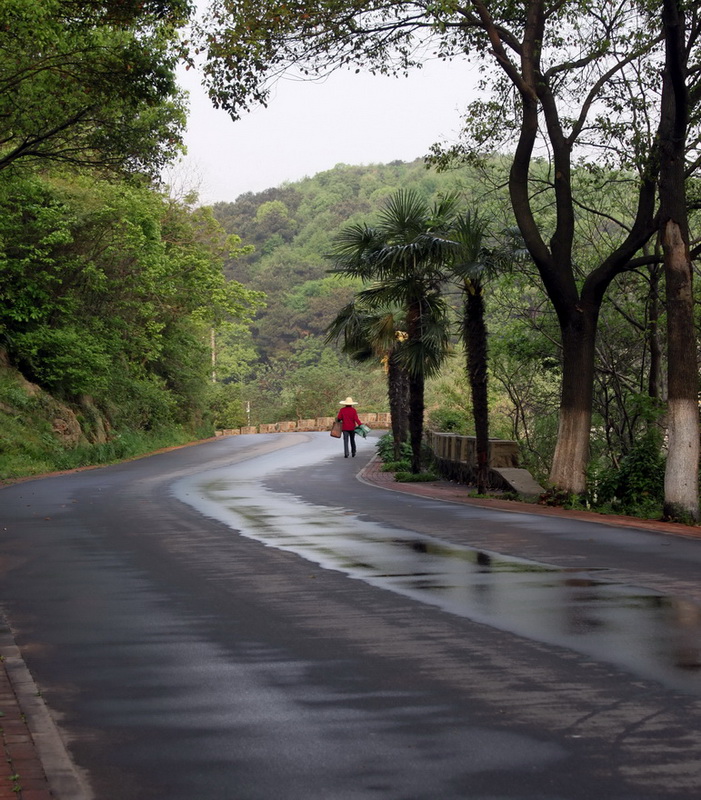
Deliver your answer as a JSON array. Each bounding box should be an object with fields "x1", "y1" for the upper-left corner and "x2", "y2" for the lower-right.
[
  {"x1": 200, "y1": 1, "x2": 701, "y2": 522},
  {"x1": 2, "y1": 1, "x2": 699, "y2": 527}
]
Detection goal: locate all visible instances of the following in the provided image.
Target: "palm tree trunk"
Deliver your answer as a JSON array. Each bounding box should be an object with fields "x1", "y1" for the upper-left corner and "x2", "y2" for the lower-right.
[
  {"x1": 405, "y1": 298, "x2": 427, "y2": 474},
  {"x1": 408, "y1": 372, "x2": 424, "y2": 474},
  {"x1": 464, "y1": 278, "x2": 489, "y2": 493},
  {"x1": 387, "y1": 351, "x2": 409, "y2": 460}
]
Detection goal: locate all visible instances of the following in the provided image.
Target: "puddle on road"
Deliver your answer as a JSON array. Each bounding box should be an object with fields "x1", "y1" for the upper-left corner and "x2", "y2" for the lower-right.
[{"x1": 174, "y1": 458, "x2": 701, "y2": 697}]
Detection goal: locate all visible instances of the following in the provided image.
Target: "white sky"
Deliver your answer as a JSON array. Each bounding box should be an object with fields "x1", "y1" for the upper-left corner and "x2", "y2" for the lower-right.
[{"x1": 170, "y1": 58, "x2": 479, "y2": 205}]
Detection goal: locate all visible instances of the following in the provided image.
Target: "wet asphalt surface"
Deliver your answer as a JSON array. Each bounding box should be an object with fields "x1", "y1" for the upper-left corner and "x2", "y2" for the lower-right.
[{"x1": 2, "y1": 431, "x2": 701, "y2": 798}]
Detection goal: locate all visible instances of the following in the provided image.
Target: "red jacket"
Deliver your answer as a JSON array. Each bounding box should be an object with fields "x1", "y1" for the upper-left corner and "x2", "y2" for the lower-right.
[{"x1": 337, "y1": 405, "x2": 361, "y2": 431}]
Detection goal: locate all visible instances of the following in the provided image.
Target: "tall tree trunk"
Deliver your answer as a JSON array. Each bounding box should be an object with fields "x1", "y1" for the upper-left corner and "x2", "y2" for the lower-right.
[
  {"x1": 464, "y1": 278, "x2": 489, "y2": 493},
  {"x1": 408, "y1": 372, "x2": 424, "y2": 474},
  {"x1": 549, "y1": 308, "x2": 598, "y2": 495},
  {"x1": 662, "y1": 220, "x2": 699, "y2": 520},
  {"x1": 660, "y1": 0, "x2": 699, "y2": 521},
  {"x1": 387, "y1": 350, "x2": 409, "y2": 460}
]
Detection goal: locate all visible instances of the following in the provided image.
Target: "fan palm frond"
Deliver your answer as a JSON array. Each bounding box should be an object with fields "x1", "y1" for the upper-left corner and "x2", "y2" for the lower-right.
[
  {"x1": 377, "y1": 189, "x2": 431, "y2": 241},
  {"x1": 326, "y1": 223, "x2": 383, "y2": 279}
]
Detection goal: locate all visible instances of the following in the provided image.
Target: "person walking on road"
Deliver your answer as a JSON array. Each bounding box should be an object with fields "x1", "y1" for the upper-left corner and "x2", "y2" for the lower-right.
[{"x1": 336, "y1": 397, "x2": 362, "y2": 458}]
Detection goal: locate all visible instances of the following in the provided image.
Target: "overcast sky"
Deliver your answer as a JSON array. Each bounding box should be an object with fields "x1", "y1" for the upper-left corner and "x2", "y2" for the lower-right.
[{"x1": 169, "y1": 57, "x2": 480, "y2": 206}]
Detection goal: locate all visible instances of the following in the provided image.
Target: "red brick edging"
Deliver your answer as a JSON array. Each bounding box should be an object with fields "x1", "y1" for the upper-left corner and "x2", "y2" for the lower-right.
[{"x1": 0, "y1": 656, "x2": 52, "y2": 800}]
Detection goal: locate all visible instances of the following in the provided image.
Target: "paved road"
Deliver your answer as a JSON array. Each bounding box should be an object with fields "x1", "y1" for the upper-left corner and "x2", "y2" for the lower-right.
[{"x1": 2, "y1": 432, "x2": 701, "y2": 799}]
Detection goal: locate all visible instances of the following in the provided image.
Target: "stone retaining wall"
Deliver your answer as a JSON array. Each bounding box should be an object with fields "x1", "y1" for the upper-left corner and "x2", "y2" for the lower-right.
[{"x1": 216, "y1": 412, "x2": 391, "y2": 437}]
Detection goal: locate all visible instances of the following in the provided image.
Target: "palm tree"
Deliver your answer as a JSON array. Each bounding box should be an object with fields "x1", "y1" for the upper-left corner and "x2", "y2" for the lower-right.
[
  {"x1": 325, "y1": 299, "x2": 410, "y2": 460},
  {"x1": 447, "y1": 215, "x2": 519, "y2": 493},
  {"x1": 328, "y1": 190, "x2": 456, "y2": 473},
  {"x1": 448, "y1": 213, "x2": 493, "y2": 493}
]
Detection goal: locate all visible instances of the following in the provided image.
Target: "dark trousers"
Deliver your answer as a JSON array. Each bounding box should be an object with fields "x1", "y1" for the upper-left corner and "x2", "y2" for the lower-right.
[{"x1": 342, "y1": 429, "x2": 356, "y2": 457}]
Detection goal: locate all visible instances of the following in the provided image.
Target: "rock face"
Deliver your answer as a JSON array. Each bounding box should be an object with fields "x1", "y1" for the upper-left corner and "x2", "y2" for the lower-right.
[
  {"x1": 23, "y1": 377, "x2": 88, "y2": 447},
  {"x1": 0, "y1": 350, "x2": 110, "y2": 448},
  {"x1": 50, "y1": 408, "x2": 85, "y2": 447},
  {"x1": 76, "y1": 395, "x2": 110, "y2": 444}
]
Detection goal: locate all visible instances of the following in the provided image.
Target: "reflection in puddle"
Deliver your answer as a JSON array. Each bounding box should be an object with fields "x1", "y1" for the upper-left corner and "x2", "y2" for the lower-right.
[{"x1": 174, "y1": 462, "x2": 701, "y2": 696}]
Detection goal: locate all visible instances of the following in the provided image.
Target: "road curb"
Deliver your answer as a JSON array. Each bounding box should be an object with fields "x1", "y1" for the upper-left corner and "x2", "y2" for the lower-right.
[
  {"x1": 0, "y1": 615, "x2": 92, "y2": 800},
  {"x1": 358, "y1": 455, "x2": 701, "y2": 540}
]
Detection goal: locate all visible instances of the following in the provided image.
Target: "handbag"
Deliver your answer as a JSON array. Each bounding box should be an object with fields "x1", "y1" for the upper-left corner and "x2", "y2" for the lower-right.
[
  {"x1": 330, "y1": 419, "x2": 342, "y2": 438},
  {"x1": 354, "y1": 423, "x2": 371, "y2": 438}
]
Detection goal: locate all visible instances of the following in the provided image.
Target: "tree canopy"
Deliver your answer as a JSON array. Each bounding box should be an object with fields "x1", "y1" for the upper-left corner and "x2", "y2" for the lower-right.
[{"x1": 0, "y1": 0, "x2": 191, "y2": 175}]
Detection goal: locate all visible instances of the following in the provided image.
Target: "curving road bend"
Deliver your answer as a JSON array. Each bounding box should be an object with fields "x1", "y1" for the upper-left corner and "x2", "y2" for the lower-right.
[{"x1": 2, "y1": 431, "x2": 701, "y2": 799}]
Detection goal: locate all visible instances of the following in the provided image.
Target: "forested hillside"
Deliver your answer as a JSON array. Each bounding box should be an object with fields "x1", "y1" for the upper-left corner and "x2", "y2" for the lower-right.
[
  {"x1": 209, "y1": 159, "x2": 500, "y2": 425},
  {"x1": 0, "y1": 132, "x2": 678, "y2": 513},
  {"x1": 215, "y1": 160, "x2": 462, "y2": 357}
]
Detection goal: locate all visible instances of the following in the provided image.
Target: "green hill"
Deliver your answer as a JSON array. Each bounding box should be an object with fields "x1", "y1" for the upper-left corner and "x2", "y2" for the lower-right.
[{"x1": 207, "y1": 159, "x2": 496, "y2": 426}]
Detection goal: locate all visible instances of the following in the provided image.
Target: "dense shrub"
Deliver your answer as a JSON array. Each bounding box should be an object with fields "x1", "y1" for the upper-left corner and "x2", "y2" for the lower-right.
[
  {"x1": 376, "y1": 433, "x2": 412, "y2": 463},
  {"x1": 591, "y1": 428, "x2": 665, "y2": 516}
]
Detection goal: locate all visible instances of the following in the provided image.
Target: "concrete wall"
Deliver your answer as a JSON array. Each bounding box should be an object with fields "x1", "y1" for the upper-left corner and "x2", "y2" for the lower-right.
[
  {"x1": 424, "y1": 430, "x2": 544, "y2": 497},
  {"x1": 424, "y1": 430, "x2": 520, "y2": 469}
]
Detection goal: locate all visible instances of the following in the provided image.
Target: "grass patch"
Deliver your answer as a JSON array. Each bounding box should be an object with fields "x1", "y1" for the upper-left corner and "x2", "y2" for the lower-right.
[
  {"x1": 380, "y1": 460, "x2": 411, "y2": 472},
  {"x1": 0, "y1": 422, "x2": 205, "y2": 481},
  {"x1": 48, "y1": 428, "x2": 198, "y2": 472},
  {"x1": 394, "y1": 471, "x2": 439, "y2": 483}
]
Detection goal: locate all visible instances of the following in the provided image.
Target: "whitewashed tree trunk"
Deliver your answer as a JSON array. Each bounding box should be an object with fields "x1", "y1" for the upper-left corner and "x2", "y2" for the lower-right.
[
  {"x1": 548, "y1": 311, "x2": 597, "y2": 495},
  {"x1": 658, "y1": 2, "x2": 699, "y2": 521},
  {"x1": 665, "y1": 398, "x2": 700, "y2": 520},
  {"x1": 550, "y1": 407, "x2": 592, "y2": 495},
  {"x1": 662, "y1": 221, "x2": 699, "y2": 521}
]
